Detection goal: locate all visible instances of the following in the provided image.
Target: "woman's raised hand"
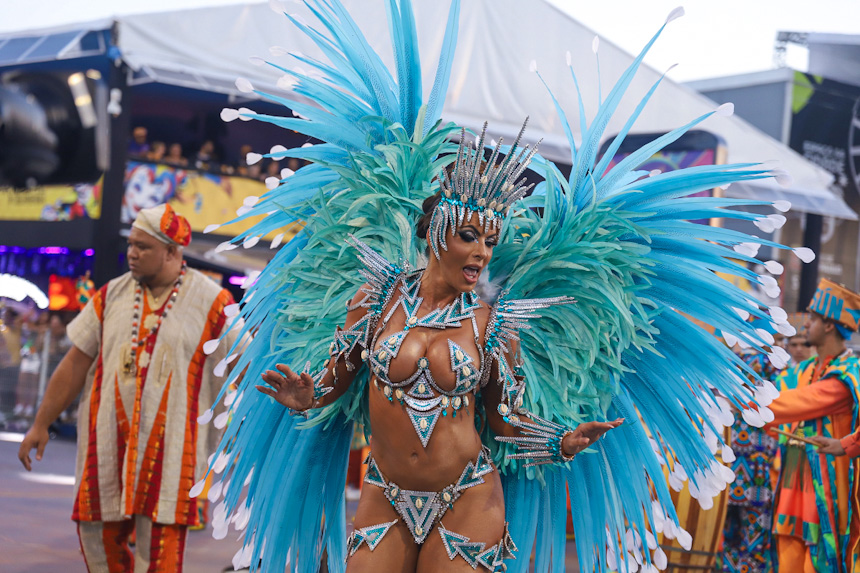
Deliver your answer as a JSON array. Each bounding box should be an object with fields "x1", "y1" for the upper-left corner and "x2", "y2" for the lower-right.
[
  {"x1": 562, "y1": 418, "x2": 624, "y2": 458},
  {"x1": 256, "y1": 364, "x2": 316, "y2": 411}
]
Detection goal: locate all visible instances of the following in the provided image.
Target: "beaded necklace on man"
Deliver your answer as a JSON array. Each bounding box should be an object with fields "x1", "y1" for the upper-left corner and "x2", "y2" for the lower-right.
[{"x1": 123, "y1": 262, "x2": 187, "y2": 375}]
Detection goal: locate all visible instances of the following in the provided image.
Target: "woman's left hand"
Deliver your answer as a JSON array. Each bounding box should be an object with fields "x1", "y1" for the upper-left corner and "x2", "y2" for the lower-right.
[{"x1": 562, "y1": 418, "x2": 624, "y2": 458}]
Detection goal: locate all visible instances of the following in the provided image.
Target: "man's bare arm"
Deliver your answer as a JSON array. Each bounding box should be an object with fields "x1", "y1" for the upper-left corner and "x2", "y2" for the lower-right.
[{"x1": 18, "y1": 345, "x2": 94, "y2": 470}]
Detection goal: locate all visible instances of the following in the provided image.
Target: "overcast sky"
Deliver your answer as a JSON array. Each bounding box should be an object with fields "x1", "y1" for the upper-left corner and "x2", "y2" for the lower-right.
[{"x1": 0, "y1": 0, "x2": 859, "y2": 82}]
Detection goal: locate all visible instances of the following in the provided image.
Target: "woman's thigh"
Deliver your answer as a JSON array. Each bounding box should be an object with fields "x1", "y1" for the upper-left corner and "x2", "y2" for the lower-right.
[
  {"x1": 346, "y1": 483, "x2": 419, "y2": 573},
  {"x1": 416, "y1": 473, "x2": 507, "y2": 573}
]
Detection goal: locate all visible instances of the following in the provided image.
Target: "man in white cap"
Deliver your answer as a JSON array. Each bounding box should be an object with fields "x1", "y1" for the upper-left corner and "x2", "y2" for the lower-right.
[{"x1": 18, "y1": 204, "x2": 244, "y2": 572}]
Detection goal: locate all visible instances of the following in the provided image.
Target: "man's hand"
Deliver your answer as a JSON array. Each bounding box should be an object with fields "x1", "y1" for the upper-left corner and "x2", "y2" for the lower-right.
[
  {"x1": 18, "y1": 424, "x2": 50, "y2": 471},
  {"x1": 811, "y1": 435, "x2": 846, "y2": 456},
  {"x1": 562, "y1": 418, "x2": 624, "y2": 458},
  {"x1": 256, "y1": 364, "x2": 315, "y2": 411}
]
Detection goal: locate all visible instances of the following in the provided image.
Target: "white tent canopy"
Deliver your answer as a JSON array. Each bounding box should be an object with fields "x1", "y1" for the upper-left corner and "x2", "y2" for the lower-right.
[{"x1": 5, "y1": 0, "x2": 853, "y2": 219}]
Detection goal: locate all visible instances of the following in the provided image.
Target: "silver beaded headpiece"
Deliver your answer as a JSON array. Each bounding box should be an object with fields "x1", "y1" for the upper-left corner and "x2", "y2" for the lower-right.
[{"x1": 427, "y1": 119, "x2": 541, "y2": 259}]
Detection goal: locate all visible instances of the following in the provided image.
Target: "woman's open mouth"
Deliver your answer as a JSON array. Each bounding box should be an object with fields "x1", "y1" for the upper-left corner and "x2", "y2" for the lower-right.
[{"x1": 463, "y1": 265, "x2": 481, "y2": 284}]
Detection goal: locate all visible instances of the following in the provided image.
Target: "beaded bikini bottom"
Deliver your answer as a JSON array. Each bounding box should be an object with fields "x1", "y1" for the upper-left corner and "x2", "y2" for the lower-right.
[{"x1": 347, "y1": 447, "x2": 517, "y2": 571}]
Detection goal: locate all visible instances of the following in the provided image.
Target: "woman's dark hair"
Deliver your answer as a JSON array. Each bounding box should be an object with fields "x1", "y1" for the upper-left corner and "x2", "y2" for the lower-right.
[{"x1": 415, "y1": 191, "x2": 442, "y2": 240}]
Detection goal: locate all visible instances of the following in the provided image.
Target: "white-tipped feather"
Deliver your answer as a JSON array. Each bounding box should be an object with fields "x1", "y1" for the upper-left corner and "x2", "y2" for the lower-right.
[
  {"x1": 237, "y1": 107, "x2": 254, "y2": 121},
  {"x1": 224, "y1": 389, "x2": 238, "y2": 407},
  {"x1": 715, "y1": 102, "x2": 734, "y2": 117},
  {"x1": 772, "y1": 169, "x2": 793, "y2": 187},
  {"x1": 721, "y1": 446, "x2": 736, "y2": 463},
  {"x1": 666, "y1": 6, "x2": 685, "y2": 23},
  {"x1": 281, "y1": 168, "x2": 296, "y2": 179},
  {"x1": 268, "y1": 0, "x2": 287, "y2": 13},
  {"x1": 565, "y1": 50, "x2": 572, "y2": 66},
  {"x1": 269, "y1": 45, "x2": 289, "y2": 56},
  {"x1": 213, "y1": 359, "x2": 229, "y2": 378},
  {"x1": 529, "y1": 59, "x2": 538, "y2": 73},
  {"x1": 270, "y1": 144, "x2": 287, "y2": 155},
  {"x1": 243, "y1": 236, "x2": 261, "y2": 249},
  {"x1": 248, "y1": 56, "x2": 265, "y2": 66},
  {"x1": 189, "y1": 478, "x2": 206, "y2": 498},
  {"x1": 592, "y1": 36, "x2": 600, "y2": 53},
  {"x1": 754, "y1": 217, "x2": 775, "y2": 234},
  {"x1": 225, "y1": 303, "x2": 240, "y2": 318},
  {"x1": 773, "y1": 200, "x2": 791, "y2": 212},
  {"x1": 236, "y1": 205, "x2": 252, "y2": 217},
  {"x1": 243, "y1": 196, "x2": 259, "y2": 207},
  {"x1": 764, "y1": 260, "x2": 784, "y2": 275},
  {"x1": 235, "y1": 78, "x2": 254, "y2": 93},
  {"x1": 793, "y1": 247, "x2": 815, "y2": 263},
  {"x1": 676, "y1": 528, "x2": 693, "y2": 551},
  {"x1": 203, "y1": 339, "x2": 220, "y2": 355},
  {"x1": 741, "y1": 407, "x2": 765, "y2": 428},
  {"x1": 265, "y1": 176, "x2": 280, "y2": 190},
  {"x1": 277, "y1": 75, "x2": 296, "y2": 90},
  {"x1": 722, "y1": 331, "x2": 738, "y2": 348},
  {"x1": 203, "y1": 223, "x2": 220, "y2": 234},
  {"x1": 769, "y1": 305, "x2": 787, "y2": 322},
  {"x1": 768, "y1": 214, "x2": 787, "y2": 229},
  {"x1": 220, "y1": 108, "x2": 240, "y2": 122},
  {"x1": 776, "y1": 322, "x2": 797, "y2": 337},
  {"x1": 270, "y1": 233, "x2": 285, "y2": 249},
  {"x1": 215, "y1": 241, "x2": 238, "y2": 253},
  {"x1": 214, "y1": 411, "x2": 229, "y2": 429},
  {"x1": 755, "y1": 328, "x2": 775, "y2": 346},
  {"x1": 197, "y1": 409, "x2": 213, "y2": 425},
  {"x1": 213, "y1": 452, "x2": 230, "y2": 474},
  {"x1": 246, "y1": 152, "x2": 263, "y2": 165},
  {"x1": 653, "y1": 546, "x2": 668, "y2": 570}
]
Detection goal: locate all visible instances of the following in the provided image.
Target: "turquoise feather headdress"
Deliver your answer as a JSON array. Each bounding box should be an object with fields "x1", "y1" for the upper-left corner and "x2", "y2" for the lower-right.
[{"x1": 429, "y1": 120, "x2": 540, "y2": 258}]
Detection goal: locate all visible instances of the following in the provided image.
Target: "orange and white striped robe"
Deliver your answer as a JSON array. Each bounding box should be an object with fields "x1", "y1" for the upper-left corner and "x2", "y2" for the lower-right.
[{"x1": 67, "y1": 268, "x2": 241, "y2": 526}]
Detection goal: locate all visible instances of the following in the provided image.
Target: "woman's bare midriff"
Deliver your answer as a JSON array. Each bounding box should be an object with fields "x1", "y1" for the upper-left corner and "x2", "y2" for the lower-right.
[{"x1": 367, "y1": 382, "x2": 484, "y2": 490}]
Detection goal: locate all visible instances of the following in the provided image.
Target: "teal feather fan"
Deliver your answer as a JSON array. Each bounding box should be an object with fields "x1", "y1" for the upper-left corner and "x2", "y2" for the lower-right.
[
  {"x1": 194, "y1": 2, "x2": 808, "y2": 572},
  {"x1": 195, "y1": 1, "x2": 462, "y2": 571},
  {"x1": 486, "y1": 9, "x2": 808, "y2": 573}
]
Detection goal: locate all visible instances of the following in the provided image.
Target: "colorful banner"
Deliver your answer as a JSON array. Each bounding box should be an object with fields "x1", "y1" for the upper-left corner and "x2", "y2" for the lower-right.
[
  {"x1": 121, "y1": 161, "x2": 286, "y2": 240},
  {"x1": 0, "y1": 180, "x2": 102, "y2": 221},
  {"x1": 0, "y1": 162, "x2": 295, "y2": 242}
]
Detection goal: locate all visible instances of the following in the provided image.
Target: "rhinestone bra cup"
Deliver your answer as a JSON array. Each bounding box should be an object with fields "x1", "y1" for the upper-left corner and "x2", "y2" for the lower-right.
[{"x1": 365, "y1": 273, "x2": 484, "y2": 447}]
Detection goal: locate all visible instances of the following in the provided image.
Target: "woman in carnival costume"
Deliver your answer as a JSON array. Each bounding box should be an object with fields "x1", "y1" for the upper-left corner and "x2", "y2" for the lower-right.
[{"x1": 195, "y1": 1, "x2": 815, "y2": 571}]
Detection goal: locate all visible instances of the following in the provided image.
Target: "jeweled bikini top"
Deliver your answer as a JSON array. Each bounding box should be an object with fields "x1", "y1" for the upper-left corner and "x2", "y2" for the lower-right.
[
  {"x1": 363, "y1": 272, "x2": 485, "y2": 447},
  {"x1": 337, "y1": 237, "x2": 573, "y2": 450}
]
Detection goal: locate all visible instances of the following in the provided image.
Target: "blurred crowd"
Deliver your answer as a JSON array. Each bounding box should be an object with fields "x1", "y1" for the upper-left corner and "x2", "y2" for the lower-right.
[
  {"x1": 0, "y1": 306, "x2": 75, "y2": 428},
  {"x1": 128, "y1": 126, "x2": 304, "y2": 180}
]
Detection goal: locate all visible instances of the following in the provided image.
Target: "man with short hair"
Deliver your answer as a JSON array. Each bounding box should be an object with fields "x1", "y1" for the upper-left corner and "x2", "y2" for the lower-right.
[
  {"x1": 19, "y1": 204, "x2": 243, "y2": 572},
  {"x1": 765, "y1": 279, "x2": 860, "y2": 572}
]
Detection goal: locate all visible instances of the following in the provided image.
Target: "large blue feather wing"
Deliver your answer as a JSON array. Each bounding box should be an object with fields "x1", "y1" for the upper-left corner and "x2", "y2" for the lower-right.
[
  {"x1": 488, "y1": 11, "x2": 807, "y2": 573},
  {"x1": 193, "y1": 2, "x2": 461, "y2": 571}
]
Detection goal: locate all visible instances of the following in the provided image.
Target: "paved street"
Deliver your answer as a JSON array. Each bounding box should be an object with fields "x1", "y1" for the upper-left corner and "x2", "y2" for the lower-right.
[
  {"x1": 1, "y1": 432, "x2": 580, "y2": 572},
  {"x1": 0, "y1": 433, "x2": 242, "y2": 573}
]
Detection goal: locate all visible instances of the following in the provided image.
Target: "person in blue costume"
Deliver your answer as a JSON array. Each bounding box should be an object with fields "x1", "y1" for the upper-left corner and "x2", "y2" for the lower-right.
[
  {"x1": 192, "y1": 2, "x2": 818, "y2": 572},
  {"x1": 259, "y1": 137, "x2": 624, "y2": 571}
]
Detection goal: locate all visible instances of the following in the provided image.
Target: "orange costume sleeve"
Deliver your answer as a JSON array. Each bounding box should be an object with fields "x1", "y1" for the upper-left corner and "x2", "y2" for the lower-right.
[
  {"x1": 766, "y1": 377, "x2": 854, "y2": 427},
  {"x1": 840, "y1": 431, "x2": 860, "y2": 458}
]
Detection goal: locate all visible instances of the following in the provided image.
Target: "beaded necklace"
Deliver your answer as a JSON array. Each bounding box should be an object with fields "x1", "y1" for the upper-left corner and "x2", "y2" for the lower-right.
[{"x1": 123, "y1": 262, "x2": 187, "y2": 375}]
